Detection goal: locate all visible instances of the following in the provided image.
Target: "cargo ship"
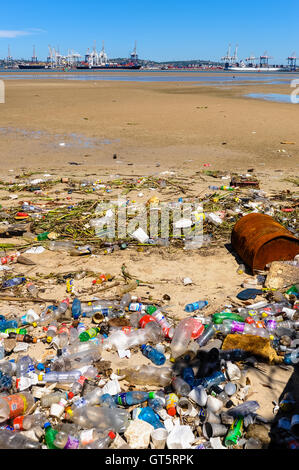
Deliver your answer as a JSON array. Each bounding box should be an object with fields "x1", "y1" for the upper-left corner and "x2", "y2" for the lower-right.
[{"x1": 18, "y1": 63, "x2": 47, "y2": 70}]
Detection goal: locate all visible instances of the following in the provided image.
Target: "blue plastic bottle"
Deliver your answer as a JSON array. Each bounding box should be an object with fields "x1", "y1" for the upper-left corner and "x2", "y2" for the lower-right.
[
  {"x1": 2, "y1": 277, "x2": 26, "y2": 289},
  {"x1": 198, "y1": 370, "x2": 226, "y2": 390},
  {"x1": 71, "y1": 298, "x2": 81, "y2": 320},
  {"x1": 0, "y1": 320, "x2": 18, "y2": 331},
  {"x1": 141, "y1": 345, "x2": 166, "y2": 366},
  {"x1": 114, "y1": 391, "x2": 152, "y2": 406},
  {"x1": 182, "y1": 367, "x2": 195, "y2": 388},
  {"x1": 138, "y1": 406, "x2": 165, "y2": 429},
  {"x1": 99, "y1": 393, "x2": 118, "y2": 408},
  {"x1": 185, "y1": 300, "x2": 208, "y2": 313},
  {"x1": 0, "y1": 372, "x2": 12, "y2": 392}
]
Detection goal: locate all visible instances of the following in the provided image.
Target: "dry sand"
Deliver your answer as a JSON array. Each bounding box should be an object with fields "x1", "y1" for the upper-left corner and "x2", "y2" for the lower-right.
[{"x1": 0, "y1": 72, "x2": 298, "y2": 424}]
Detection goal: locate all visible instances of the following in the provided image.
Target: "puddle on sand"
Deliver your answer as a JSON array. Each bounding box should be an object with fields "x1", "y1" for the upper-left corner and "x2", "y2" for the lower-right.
[
  {"x1": 0, "y1": 127, "x2": 118, "y2": 148},
  {"x1": 245, "y1": 93, "x2": 295, "y2": 104}
]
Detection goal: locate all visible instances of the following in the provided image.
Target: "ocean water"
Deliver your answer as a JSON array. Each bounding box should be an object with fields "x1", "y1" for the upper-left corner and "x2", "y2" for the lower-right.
[
  {"x1": 245, "y1": 93, "x2": 295, "y2": 103},
  {"x1": 0, "y1": 70, "x2": 295, "y2": 86}
]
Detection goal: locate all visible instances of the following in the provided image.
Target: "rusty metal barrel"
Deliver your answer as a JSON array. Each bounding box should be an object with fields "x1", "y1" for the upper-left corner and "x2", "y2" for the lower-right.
[{"x1": 231, "y1": 213, "x2": 299, "y2": 273}]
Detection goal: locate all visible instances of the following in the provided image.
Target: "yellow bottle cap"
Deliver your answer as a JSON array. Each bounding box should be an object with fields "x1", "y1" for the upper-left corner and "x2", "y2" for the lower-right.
[
  {"x1": 261, "y1": 312, "x2": 268, "y2": 318},
  {"x1": 46, "y1": 337, "x2": 52, "y2": 343},
  {"x1": 38, "y1": 374, "x2": 43, "y2": 381},
  {"x1": 170, "y1": 357, "x2": 175, "y2": 363},
  {"x1": 269, "y1": 335, "x2": 274, "y2": 340},
  {"x1": 32, "y1": 322, "x2": 37, "y2": 328}
]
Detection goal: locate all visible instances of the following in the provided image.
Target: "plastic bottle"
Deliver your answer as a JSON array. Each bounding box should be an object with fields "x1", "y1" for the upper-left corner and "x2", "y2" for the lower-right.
[
  {"x1": 79, "y1": 327, "x2": 100, "y2": 342},
  {"x1": 198, "y1": 370, "x2": 227, "y2": 390},
  {"x1": 70, "y1": 406, "x2": 130, "y2": 434},
  {"x1": 141, "y1": 344, "x2": 166, "y2": 365},
  {"x1": 2, "y1": 277, "x2": 26, "y2": 289},
  {"x1": 26, "y1": 282, "x2": 39, "y2": 297},
  {"x1": 219, "y1": 349, "x2": 249, "y2": 361},
  {"x1": 137, "y1": 406, "x2": 164, "y2": 429},
  {"x1": 114, "y1": 391, "x2": 151, "y2": 406},
  {"x1": 16, "y1": 355, "x2": 36, "y2": 378},
  {"x1": 224, "y1": 417, "x2": 243, "y2": 447},
  {"x1": 151, "y1": 310, "x2": 174, "y2": 339},
  {"x1": 55, "y1": 298, "x2": 70, "y2": 319},
  {"x1": 219, "y1": 319, "x2": 270, "y2": 338},
  {"x1": 20, "y1": 309, "x2": 40, "y2": 327},
  {"x1": 71, "y1": 388, "x2": 104, "y2": 411},
  {"x1": 117, "y1": 365, "x2": 173, "y2": 387},
  {"x1": 0, "y1": 319, "x2": 18, "y2": 331},
  {"x1": 265, "y1": 319, "x2": 299, "y2": 331},
  {"x1": 44, "y1": 422, "x2": 60, "y2": 449},
  {"x1": 172, "y1": 376, "x2": 191, "y2": 396},
  {"x1": 227, "y1": 401, "x2": 260, "y2": 417},
  {"x1": 40, "y1": 370, "x2": 82, "y2": 383},
  {"x1": 72, "y1": 298, "x2": 81, "y2": 320},
  {"x1": 83, "y1": 431, "x2": 116, "y2": 449},
  {"x1": 196, "y1": 324, "x2": 216, "y2": 347},
  {"x1": 170, "y1": 318, "x2": 198, "y2": 359},
  {"x1": 148, "y1": 391, "x2": 166, "y2": 411},
  {"x1": 119, "y1": 293, "x2": 132, "y2": 309},
  {"x1": 46, "y1": 321, "x2": 58, "y2": 343},
  {"x1": 0, "y1": 373, "x2": 12, "y2": 392},
  {"x1": 0, "y1": 361, "x2": 16, "y2": 376},
  {"x1": 185, "y1": 301, "x2": 208, "y2": 313},
  {"x1": 12, "y1": 412, "x2": 46, "y2": 430},
  {"x1": 212, "y1": 312, "x2": 245, "y2": 324},
  {"x1": 69, "y1": 366, "x2": 98, "y2": 397},
  {"x1": 0, "y1": 428, "x2": 41, "y2": 449},
  {"x1": 51, "y1": 348, "x2": 101, "y2": 371},
  {"x1": 165, "y1": 393, "x2": 179, "y2": 416},
  {"x1": 40, "y1": 392, "x2": 66, "y2": 408},
  {"x1": 98, "y1": 394, "x2": 118, "y2": 409},
  {"x1": 182, "y1": 367, "x2": 195, "y2": 388},
  {"x1": 48, "y1": 241, "x2": 75, "y2": 252},
  {"x1": 0, "y1": 392, "x2": 35, "y2": 422}
]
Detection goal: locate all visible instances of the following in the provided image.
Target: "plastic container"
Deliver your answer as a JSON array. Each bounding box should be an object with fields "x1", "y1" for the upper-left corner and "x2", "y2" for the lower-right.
[
  {"x1": 114, "y1": 391, "x2": 151, "y2": 406},
  {"x1": 185, "y1": 301, "x2": 208, "y2": 313},
  {"x1": 0, "y1": 392, "x2": 34, "y2": 422},
  {"x1": 141, "y1": 344, "x2": 166, "y2": 365}
]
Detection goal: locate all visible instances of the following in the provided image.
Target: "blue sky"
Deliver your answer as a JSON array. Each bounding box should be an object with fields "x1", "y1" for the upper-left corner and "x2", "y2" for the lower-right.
[{"x1": 0, "y1": 0, "x2": 297, "y2": 63}]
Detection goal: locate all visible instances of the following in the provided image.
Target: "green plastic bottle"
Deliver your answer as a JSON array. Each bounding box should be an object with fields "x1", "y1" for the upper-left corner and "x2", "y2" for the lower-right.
[
  {"x1": 224, "y1": 417, "x2": 244, "y2": 447},
  {"x1": 79, "y1": 327, "x2": 100, "y2": 342},
  {"x1": 36, "y1": 232, "x2": 50, "y2": 241},
  {"x1": 212, "y1": 312, "x2": 245, "y2": 324},
  {"x1": 44, "y1": 422, "x2": 59, "y2": 449},
  {"x1": 286, "y1": 285, "x2": 299, "y2": 295},
  {"x1": 4, "y1": 328, "x2": 27, "y2": 335},
  {"x1": 146, "y1": 305, "x2": 157, "y2": 315}
]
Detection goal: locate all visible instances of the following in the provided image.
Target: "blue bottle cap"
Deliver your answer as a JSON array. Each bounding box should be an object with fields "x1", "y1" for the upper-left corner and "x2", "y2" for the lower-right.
[
  {"x1": 45, "y1": 367, "x2": 51, "y2": 373},
  {"x1": 37, "y1": 363, "x2": 44, "y2": 371},
  {"x1": 140, "y1": 344, "x2": 146, "y2": 350},
  {"x1": 44, "y1": 422, "x2": 51, "y2": 429}
]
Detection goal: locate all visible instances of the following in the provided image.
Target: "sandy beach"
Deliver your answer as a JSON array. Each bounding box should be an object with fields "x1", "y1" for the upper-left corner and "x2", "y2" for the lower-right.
[{"x1": 0, "y1": 72, "x2": 298, "y2": 435}]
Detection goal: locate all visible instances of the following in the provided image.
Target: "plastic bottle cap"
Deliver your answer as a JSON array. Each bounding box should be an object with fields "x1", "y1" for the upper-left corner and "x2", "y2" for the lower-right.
[
  {"x1": 148, "y1": 392, "x2": 155, "y2": 400},
  {"x1": 38, "y1": 374, "x2": 44, "y2": 381},
  {"x1": 32, "y1": 322, "x2": 37, "y2": 328},
  {"x1": 108, "y1": 431, "x2": 116, "y2": 440},
  {"x1": 170, "y1": 357, "x2": 175, "y2": 363},
  {"x1": 44, "y1": 422, "x2": 51, "y2": 429},
  {"x1": 32, "y1": 338, "x2": 37, "y2": 343},
  {"x1": 167, "y1": 407, "x2": 176, "y2": 416},
  {"x1": 68, "y1": 392, "x2": 74, "y2": 400}
]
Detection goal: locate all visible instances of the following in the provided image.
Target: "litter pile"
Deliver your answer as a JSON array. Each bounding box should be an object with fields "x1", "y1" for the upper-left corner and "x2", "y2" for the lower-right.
[{"x1": 0, "y1": 169, "x2": 298, "y2": 450}]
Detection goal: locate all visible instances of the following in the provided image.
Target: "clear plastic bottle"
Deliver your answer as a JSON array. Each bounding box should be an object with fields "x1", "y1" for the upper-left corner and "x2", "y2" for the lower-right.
[
  {"x1": 196, "y1": 324, "x2": 216, "y2": 347},
  {"x1": 40, "y1": 370, "x2": 82, "y2": 383},
  {"x1": 46, "y1": 321, "x2": 58, "y2": 343},
  {"x1": 118, "y1": 365, "x2": 173, "y2": 387},
  {"x1": 148, "y1": 391, "x2": 165, "y2": 411},
  {"x1": 53, "y1": 431, "x2": 80, "y2": 449},
  {"x1": 12, "y1": 412, "x2": 46, "y2": 430},
  {"x1": 0, "y1": 361, "x2": 16, "y2": 376},
  {"x1": 0, "y1": 428, "x2": 41, "y2": 449},
  {"x1": 70, "y1": 406, "x2": 130, "y2": 434},
  {"x1": 51, "y1": 348, "x2": 101, "y2": 371},
  {"x1": 48, "y1": 241, "x2": 75, "y2": 252},
  {"x1": 151, "y1": 309, "x2": 174, "y2": 339},
  {"x1": 69, "y1": 366, "x2": 98, "y2": 397},
  {"x1": 0, "y1": 392, "x2": 35, "y2": 422},
  {"x1": 172, "y1": 376, "x2": 191, "y2": 396},
  {"x1": 26, "y1": 282, "x2": 39, "y2": 297},
  {"x1": 170, "y1": 318, "x2": 198, "y2": 359},
  {"x1": 227, "y1": 401, "x2": 260, "y2": 417},
  {"x1": 16, "y1": 355, "x2": 35, "y2": 378},
  {"x1": 40, "y1": 392, "x2": 66, "y2": 408},
  {"x1": 71, "y1": 387, "x2": 104, "y2": 411},
  {"x1": 83, "y1": 431, "x2": 116, "y2": 449},
  {"x1": 55, "y1": 298, "x2": 70, "y2": 319},
  {"x1": 119, "y1": 293, "x2": 132, "y2": 309}
]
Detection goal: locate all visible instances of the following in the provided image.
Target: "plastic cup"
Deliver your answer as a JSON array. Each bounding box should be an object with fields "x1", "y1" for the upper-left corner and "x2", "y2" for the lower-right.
[
  {"x1": 188, "y1": 385, "x2": 207, "y2": 407},
  {"x1": 151, "y1": 428, "x2": 168, "y2": 449},
  {"x1": 206, "y1": 396, "x2": 223, "y2": 413},
  {"x1": 205, "y1": 409, "x2": 221, "y2": 424},
  {"x1": 203, "y1": 422, "x2": 227, "y2": 439}
]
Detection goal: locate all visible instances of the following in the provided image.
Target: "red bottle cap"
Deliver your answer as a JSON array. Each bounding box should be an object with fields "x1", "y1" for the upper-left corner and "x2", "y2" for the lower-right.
[
  {"x1": 108, "y1": 431, "x2": 116, "y2": 439},
  {"x1": 139, "y1": 315, "x2": 155, "y2": 328},
  {"x1": 68, "y1": 392, "x2": 74, "y2": 400},
  {"x1": 167, "y1": 407, "x2": 176, "y2": 416}
]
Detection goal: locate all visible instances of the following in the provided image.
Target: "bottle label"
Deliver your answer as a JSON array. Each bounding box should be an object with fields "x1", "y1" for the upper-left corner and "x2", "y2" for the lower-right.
[
  {"x1": 117, "y1": 393, "x2": 128, "y2": 406},
  {"x1": 231, "y1": 322, "x2": 245, "y2": 334},
  {"x1": 73, "y1": 397, "x2": 87, "y2": 409},
  {"x1": 12, "y1": 416, "x2": 25, "y2": 430},
  {"x1": 139, "y1": 315, "x2": 155, "y2": 328},
  {"x1": 165, "y1": 393, "x2": 178, "y2": 408},
  {"x1": 2, "y1": 393, "x2": 27, "y2": 418},
  {"x1": 80, "y1": 429, "x2": 95, "y2": 446},
  {"x1": 65, "y1": 436, "x2": 79, "y2": 449},
  {"x1": 129, "y1": 303, "x2": 142, "y2": 312}
]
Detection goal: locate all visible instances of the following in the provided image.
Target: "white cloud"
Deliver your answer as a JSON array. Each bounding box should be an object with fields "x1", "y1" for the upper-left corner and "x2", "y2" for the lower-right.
[{"x1": 0, "y1": 29, "x2": 46, "y2": 38}]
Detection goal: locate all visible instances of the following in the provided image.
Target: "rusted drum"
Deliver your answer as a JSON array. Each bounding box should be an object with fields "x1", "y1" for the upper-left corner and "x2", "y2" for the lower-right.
[{"x1": 231, "y1": 213, "x2": 299, "y2": 273}]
